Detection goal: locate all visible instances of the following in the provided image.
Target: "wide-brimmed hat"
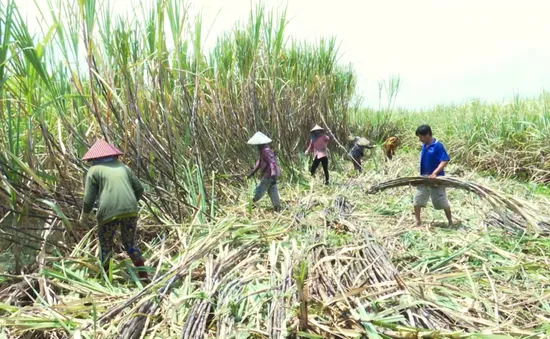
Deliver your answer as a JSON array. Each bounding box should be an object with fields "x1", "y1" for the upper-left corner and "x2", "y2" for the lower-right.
[
  {"x1": 310, "y1": 124, "x2": 324, "y2": 132},
  {"x1": 247, "y1": 132, "x2": 272, "y2": 145},
  {"x1": 82, "y1": 139, "x2": 123, "y2": 161},
  {"x1": 347, "y1": 135, "x2": 357, "y2": 142},
  {"x1": 357, "y1": 137, "x2": 372, "y2": 147}
]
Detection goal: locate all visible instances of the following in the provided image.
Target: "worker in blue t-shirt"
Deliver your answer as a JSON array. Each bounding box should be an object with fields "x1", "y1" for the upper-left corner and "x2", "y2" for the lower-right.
[{"x1": 414, "y1": 125, "x2": 453, "y2": 227}]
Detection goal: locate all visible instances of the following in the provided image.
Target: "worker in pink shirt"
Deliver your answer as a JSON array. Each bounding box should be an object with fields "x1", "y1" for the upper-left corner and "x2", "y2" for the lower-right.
[{"x1": 306, "y1": 124, "x2": 330, "y2": 185}]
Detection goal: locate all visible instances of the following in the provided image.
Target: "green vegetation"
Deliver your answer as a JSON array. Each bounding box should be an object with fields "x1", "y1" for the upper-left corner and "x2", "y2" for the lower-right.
[
  {"x1": 1, "y1": 0, "x2": 550, "y2": 338},
  {"x1": 350, "y1": 92, "x2": 550, "y2": 183}
]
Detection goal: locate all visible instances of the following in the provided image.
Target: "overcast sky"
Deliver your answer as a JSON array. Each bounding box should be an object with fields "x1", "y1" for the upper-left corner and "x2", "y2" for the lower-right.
[{"x1": 14, "y1": 0, "x2": 550, "y2": 109}]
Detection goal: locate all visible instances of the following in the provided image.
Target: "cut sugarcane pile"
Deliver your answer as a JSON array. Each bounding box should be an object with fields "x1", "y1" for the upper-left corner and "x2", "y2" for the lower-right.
[{"x1": 2, "y1": 166, "x2": 550, "y2": 338}]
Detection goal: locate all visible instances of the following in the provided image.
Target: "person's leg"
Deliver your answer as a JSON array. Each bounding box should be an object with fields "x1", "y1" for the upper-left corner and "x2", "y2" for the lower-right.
[
  {"x1": 414, "y1": 206, "x2": 422, "y2": 227},
  {"x1": 267, "y1": 178, "x2": 281, "y2": 212},
  {"x1": 413, "y1": 186, "x2": 430, "y2": 227},
  {"x1": 444, "y1": 208, "x2": 453, "y2": 226},
  {"x1": 253, "y1": 178, "x2": 270, "y2": 203},
  {"x1": 432, "y1": 187, "x2": 452, "y2": 226},
  {"x1": 321, "y1": 157, "x2": 329, "y2": 184},
  {"x1": 310, "y1": 156, "x2": 321, "y2": 176},
  {"x1": 352, "y1": 157, "x2": 362, "y2": 172},
  {"x1": 120, "y1": 217, "x2": 148, "y2": 280},
  {"x1": 98, "y1": 221, "x2": 117, "y2": 274},
  {"x1": 384, "y1": 145, "x2": 392, "y2": 160}
]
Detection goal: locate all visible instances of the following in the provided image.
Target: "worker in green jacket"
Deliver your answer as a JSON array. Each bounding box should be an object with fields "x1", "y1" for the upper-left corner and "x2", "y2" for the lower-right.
[{"x1": 79, "y1": 139, "x2": 148, "y2": 280}]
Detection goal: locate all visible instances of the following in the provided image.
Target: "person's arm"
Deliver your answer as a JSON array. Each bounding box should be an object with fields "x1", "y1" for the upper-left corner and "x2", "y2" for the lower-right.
[
  {"x1": 430, "y1": 161, "x2": 449, "y2": 178},
  {"x1": 429, "y1": 144, "x2": 450, "y2": 178},
  {"x1": 80, "y1": 171, "x2": 98, "y2": 225},
  {"x1": 128, "y1": 167, "x2": 144, "y2": 201},
  {"x1": 305, "y1": 140, "x2": 313, "y2": 154},
  {"x1": 267, "y1": 150, "x2": 278, "y2": 177},
  {"x1": 247, "y1": 160, "x2": 260, "y2": 178}
]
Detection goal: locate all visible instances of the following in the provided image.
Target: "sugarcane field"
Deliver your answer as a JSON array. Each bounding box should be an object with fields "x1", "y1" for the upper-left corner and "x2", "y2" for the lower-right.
[{"x1": 1, "y1": 0, "x2": 550, "y2": 338}]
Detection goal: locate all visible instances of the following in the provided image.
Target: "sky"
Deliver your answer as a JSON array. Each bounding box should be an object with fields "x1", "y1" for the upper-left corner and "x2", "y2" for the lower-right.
[{"x1": 14, "y1": 0, "x2": 550, "y2": 109}]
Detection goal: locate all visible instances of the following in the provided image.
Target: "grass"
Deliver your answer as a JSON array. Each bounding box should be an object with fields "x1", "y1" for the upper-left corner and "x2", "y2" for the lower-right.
[{"x1": 1, "y1": 0, "x2": 550, "y2": 338}]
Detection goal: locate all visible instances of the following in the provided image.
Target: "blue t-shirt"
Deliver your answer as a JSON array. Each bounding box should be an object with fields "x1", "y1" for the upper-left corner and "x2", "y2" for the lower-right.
[{"x1": 420, "y1": 139, "x2": 450, "y2": 176}]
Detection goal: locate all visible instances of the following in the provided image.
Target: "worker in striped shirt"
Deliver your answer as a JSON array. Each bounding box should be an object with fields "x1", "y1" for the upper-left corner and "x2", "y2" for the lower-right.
[{"x1": 246, "y1": 132, "x2": 281, "y2": 212}]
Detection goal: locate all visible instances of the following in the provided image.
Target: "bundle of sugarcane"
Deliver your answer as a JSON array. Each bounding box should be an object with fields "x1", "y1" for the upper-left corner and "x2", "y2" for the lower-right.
[
  {"x1": 78, "y1": 223, "x2": 230, "y2": 338},
  {"x1": 305, "y1": 230, "x2": 464, "y2": 337},
  {"x1": 180, "y1": 245, "x2": 258, "y2": 339},
  {"x1": 367, "y1": 176, "x2": 549, "y2": 234}
]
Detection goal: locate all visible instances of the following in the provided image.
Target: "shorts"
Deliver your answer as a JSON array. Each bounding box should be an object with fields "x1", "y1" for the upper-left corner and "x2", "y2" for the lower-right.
[{"x1": 413, "y1": 185, "x2": 449, "y2": 210}]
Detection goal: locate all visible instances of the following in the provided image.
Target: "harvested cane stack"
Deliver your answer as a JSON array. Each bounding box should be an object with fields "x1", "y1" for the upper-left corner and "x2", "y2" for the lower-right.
[
  {"x1": 306, "y1": 230, "x2": 464, "y2": 337},
  {"x1": 367, "y1": 176, "x2": 550, "y2": 234},
  {"x1": 180, "y1": 246, "x2": 257, "y2": 339}
]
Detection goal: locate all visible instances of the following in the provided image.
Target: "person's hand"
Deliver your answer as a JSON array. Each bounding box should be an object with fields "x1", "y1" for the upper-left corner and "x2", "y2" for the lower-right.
[{"x1": 428, "y1": 173, "x2": 437, "y2": 179}]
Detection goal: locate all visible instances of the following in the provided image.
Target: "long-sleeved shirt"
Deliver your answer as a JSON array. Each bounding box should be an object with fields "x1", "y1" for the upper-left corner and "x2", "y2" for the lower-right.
[
  {"x1": 83, "y1": 160, "x2": 144, "y2": 225},
  {"x1": 350, "y1": 144, "x2": 365, "y2": 159},
  {"x1": 306, "y1": 135, "x2": 330, "y2": 159},
  {"x1": 251, "y1": 146, "x2": 281, "y2": 179},
  {"x1": 348, "y1": 136, "x2": 359, "y2": 150}
]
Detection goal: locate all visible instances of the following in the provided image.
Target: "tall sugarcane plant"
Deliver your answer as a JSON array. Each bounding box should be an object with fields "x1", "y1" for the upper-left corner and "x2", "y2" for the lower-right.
[{"x1": 0, "y1": 0, "x2": 356, "y2": 252}]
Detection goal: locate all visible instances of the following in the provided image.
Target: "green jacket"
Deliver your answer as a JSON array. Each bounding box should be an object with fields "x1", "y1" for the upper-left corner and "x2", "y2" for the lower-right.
[{"x1": 83, "y1": 160, "x2": 144, "y2": 225}]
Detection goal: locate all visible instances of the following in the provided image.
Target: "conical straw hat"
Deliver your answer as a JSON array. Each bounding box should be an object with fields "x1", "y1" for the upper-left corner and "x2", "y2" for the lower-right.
[
  {"x1": 310, "y1": 124, "x2": 324, "y2": 132},
  {"x1": 357, "y1": 137, "x2": 371, "y2": 147},
  {"x1": 82, "y1": 139, "x2": 123, "y2": 161},
  {"x1": 247, "y1": 132, "x2": 272, "y2": 145}
]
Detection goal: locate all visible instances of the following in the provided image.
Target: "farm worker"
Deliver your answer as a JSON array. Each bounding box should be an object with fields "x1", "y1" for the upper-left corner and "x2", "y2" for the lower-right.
[
  {"x1": 306, "y1": 124, "x2": 330, "y2": 185},
  {"x1": 79, "y1": 139, "x2": 148, "y2": 280},
  {"x1": 349, "y1": 137, "x2": 374, "y2": 173},
  {"x1": 246, "y1": 132, "x2": 282, "y2": 212},
  {"x1": 347, "y1": 135, "x2": 359, "y2": 150},
  {"x1": 414, "y1": 125, "x2": 453, "y2": 227},
  {"x1": 382, "y1": 136, "x2": 400, "y2": 160}
]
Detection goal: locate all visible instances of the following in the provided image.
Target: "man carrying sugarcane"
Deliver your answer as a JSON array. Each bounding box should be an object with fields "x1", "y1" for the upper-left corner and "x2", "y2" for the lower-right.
[
  {"x1": 246, "y1": 132, "x2": 282, "y2": 212},
  {"x1": 79, "y1": 139, "x2": 148, "y2": 280},
  {"x1": 414, "y1": 125, "x2": 453, "y2": 227}
]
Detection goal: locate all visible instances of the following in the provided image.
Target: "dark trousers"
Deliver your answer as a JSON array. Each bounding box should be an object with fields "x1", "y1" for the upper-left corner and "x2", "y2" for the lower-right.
[
  {"x1": 310, "y1": 156, "x2": 329, "y2": 184},
  {"x1": 352, "y1": 156, "x2": 362, "y2": 172},
  {"x1": 98, "y1": 217, "x2": 147, "y2": 279}
]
